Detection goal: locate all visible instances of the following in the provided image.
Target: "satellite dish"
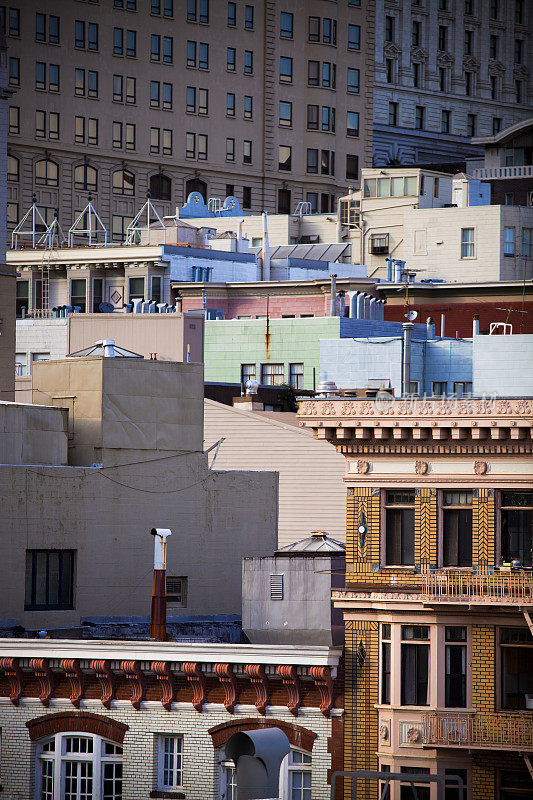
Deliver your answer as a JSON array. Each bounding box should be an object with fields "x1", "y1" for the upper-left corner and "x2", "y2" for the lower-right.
[
  {"x1": 99, "y1": 302, "x2": 115, "y2": 313},
  {"x1": 404, "y1": 309, "x2": 418, "y2": 321}
]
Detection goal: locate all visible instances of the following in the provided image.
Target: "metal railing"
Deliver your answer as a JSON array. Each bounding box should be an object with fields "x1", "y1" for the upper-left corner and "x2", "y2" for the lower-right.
[
  {"x1": 423, "y1": 571, "x2": 533, "y2": 604},
  {"x1": 471, "y1": 165, "x2": 533, "y2": 180},
  {"x1": 423, "y1": 711, "x2": 533, "y2": 751}
]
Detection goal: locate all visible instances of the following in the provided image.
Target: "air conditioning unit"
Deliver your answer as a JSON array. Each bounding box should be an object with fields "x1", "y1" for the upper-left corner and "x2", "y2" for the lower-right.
[{"x1": 369, "y1": 234, "x2": 389, "y2": 255}]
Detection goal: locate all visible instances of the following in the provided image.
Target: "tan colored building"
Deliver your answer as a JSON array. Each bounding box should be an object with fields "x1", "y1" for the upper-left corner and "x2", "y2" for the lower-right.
[
  {"x1": 1, "y1": 355, "x2": 278, "y2": 627},
  {"x1": 298, "y1": 394, "x2": 533, "y2": 798},
  {"x1": 6, "y1": 0, "x2": 373, "y2": 232},
  {"x1": 203, "y1": 398, "x2": 347, "y2": 548},
  {"x1": 0, "y1": 264, "x2": 16, "y2": 399}
]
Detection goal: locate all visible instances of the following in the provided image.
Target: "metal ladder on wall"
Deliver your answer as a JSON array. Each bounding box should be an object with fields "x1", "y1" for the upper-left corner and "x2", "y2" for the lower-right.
[{"x1": 39, "y1": 244, "x2": 52, "y2": 316}]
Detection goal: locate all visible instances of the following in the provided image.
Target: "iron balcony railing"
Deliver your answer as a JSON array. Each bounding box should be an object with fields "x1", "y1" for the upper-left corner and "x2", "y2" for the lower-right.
[
  {"x1": 423, "y1": 711, "x2": 533, "y2": 751},
  {"x1": 422, "y1": 571, "x2": 533, "y2": 604}
]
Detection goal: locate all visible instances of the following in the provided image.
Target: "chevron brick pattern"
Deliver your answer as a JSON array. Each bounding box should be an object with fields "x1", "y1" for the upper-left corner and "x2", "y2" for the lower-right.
[
  {"x1": 346, "y1": 488, "x2": 381, "y2": 575},
  {"x1": 472, "y1": 489, "x2": 495, "y2": 567},
  {"x1": 414, "y1": 488, "x2": 437, "y2": 570}
]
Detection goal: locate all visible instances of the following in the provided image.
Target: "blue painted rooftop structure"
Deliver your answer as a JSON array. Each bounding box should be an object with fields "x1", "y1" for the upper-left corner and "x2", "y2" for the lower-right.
[{"x1": 177, "y1": 192, "x2": 248, "y2": 219}]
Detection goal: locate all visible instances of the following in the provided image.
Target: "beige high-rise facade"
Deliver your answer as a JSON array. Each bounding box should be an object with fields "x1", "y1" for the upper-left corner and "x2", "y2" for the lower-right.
[{"x1": 5, "y1": 0, "x2": 374, "y2": 238}]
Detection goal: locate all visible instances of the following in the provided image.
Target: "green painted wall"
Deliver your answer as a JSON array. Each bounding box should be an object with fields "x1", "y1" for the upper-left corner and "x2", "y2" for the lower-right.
[{"x1": 204, "y1": 317, "x2": 341, "y2": 390}]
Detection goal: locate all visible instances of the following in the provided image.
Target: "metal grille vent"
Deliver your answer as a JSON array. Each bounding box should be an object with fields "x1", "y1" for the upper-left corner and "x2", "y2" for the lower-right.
[{"x1": 270, "y1": 574, "x2": 284, "y2": 601}]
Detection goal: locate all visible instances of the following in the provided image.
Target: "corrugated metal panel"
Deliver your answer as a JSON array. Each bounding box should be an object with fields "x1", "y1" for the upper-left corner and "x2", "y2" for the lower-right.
[
  {"x1": 250, "y1": 243, "x2": 350, "y2": 261},
  {"x1": 204, "y1": 400, "x2": 347, "y2": 548}
]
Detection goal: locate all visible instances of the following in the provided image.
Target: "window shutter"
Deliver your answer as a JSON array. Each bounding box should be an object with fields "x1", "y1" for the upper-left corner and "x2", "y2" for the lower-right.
[{"x1": 270, "y1": 574, "x2": 284, "y2": 601}]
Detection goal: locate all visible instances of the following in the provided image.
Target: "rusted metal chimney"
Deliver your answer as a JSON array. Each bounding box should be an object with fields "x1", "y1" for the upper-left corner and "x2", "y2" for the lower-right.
[{"x1": 150, "y1": 528, "x2": 172, "y2": 641}]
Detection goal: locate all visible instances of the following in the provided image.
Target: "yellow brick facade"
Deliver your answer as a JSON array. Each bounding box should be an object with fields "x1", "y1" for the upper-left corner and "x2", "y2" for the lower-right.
[{"x1": 471, "y1": 625, "x2": 496, "y2": 713}]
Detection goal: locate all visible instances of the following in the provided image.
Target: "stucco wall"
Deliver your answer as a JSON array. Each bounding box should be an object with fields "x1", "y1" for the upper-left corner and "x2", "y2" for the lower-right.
[{"x1": 473, "y1": 334, "x2": 533, "y2": 397}]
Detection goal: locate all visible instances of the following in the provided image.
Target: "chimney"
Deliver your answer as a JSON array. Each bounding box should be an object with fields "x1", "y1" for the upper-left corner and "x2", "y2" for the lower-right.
[
  {"x1": 402, "y1": 322, "x2": 414, "y2": 396},
  {"x1": 330, "y1": 274, "x2": 337, "y2": 316},
  {"x1": 96, "y1": 339, "x2": 115, "y2": 357},
  {"x1": 150, "y1": 528, "x2": 172, "y2": 641},
  {"x1": 440, "y1": 313, "x2": 446, "y2": 338},
  {"x1": 472, "y1": 315, "x2": 480, "y2": 336}
]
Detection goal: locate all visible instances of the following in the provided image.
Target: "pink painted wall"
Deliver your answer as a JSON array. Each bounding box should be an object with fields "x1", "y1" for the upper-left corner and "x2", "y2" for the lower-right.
[{"x1": 180, "y1": 294, "x2": 330, "y2": 319}]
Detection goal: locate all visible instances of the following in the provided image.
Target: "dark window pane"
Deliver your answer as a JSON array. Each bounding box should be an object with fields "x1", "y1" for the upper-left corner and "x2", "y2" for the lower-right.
[
  {"x1": 501, "y1": 646, "x2": 533, "y2": 709},
  {"x1": 445, "y1": 644, "x2": 466, "y2": 707},
  {"x1": 443, "y1": 509, "x2": 472, "y2": 567},
  {"x1": 401, "y1": 643, "x2": 429, "y2": 705}
]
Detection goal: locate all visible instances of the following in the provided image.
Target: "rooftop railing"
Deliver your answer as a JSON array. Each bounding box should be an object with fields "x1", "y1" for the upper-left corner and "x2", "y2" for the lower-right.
[
  {"x1": 422, "y1": 571, "x2": 533, "y2": 605},
  {"x1": 471, "y1": 165, "x2": 533, "y2": 180},
  {"x1": 423, "y1": 711, "x2": 533, "y2": 751}
]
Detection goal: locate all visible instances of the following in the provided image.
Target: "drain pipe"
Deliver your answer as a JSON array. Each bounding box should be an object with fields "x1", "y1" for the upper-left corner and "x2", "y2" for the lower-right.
[
  {"x1": 330, "y1": 274, "x2": 337, "y2": 316},
  {"x1": 402, "y1": 322, "x2": 414, "y2": 396},
  {"x1": 150, "y1": 528, "x2": 171, "y2": 641},
  {"x1": 440, "y1": 313, "x2": 446, "y2": 339},
  {"x1": 472, "y1": 314, "x2": 479, "y2": 336},
  {"x1": 261, "y1": 213, "x2": 271, "y2": 281}
]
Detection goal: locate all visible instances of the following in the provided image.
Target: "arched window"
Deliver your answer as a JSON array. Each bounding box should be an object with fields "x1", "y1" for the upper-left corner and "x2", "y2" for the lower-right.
[
  {"x1": 112, "y1": 169, "x2": 135, "y2": 196},
  {"x1": 35, "y1": 159, "x2": 59, "y2": 187},
  {"x1": 150, "y1": 174, "x2": 171, "y2": 201},
  {"x1": 217, "y1": 747, "x2": 312, "y2": 800},
  {"x1": 37, "y1": 733, "x2": 123, "y2": 800},
  {"x1": 7, "y1": 154, "x2": 19, "y2": 182},
  {"x1": 74, "y1": 164, "x2": 98, "y2": 192},
  {"x1": 185, "y1": 177, "x2": 207, "y2": 201}
]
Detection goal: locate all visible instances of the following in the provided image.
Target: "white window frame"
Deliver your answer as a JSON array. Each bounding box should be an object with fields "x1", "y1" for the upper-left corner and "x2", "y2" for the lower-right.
[
  {"x1": 35, "y1": 733, "x2": 122, "y2": 800},
  {"x1": 280, "y1": 749, "x2": 312, "y2": 800},
  {"x1": 157, "y1": 734, "x2": 183, "y2": 790},
  {"x1": 504, "y1": 227, "x2": 515, "y2": 257},
  {"x1": 460, "y1": 227, "x2": 475, "y2": 259}
]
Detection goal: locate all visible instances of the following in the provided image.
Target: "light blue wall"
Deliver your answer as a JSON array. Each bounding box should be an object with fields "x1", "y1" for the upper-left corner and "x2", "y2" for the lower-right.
[{"x1": 473, "y1": 335, "x2": 533, "y2": 397}]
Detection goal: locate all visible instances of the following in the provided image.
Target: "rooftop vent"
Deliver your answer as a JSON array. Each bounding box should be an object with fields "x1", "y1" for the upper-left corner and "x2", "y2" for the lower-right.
[
  {"x1": 270, "y1": 574, "x2": 284, "y2": 601},
  {"x1": 67, "y1": 340, "x2": 144, "y2": 359}
]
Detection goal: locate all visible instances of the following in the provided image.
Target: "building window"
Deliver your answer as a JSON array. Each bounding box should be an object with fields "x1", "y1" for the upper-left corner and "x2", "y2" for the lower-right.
[
  {"x1": 70, "y1": 278, "x2": 87, "y2": 312},
  {"x1": 226, "y1": 137, "x2": 235, "y2": 161},
  {"x1": 464, "y1": 29, "x2": 472, "y2": 55},
  {"x1": 347, "y1": 67, "x2": 359, "y2": 93},
  {"x1": 401, "y1": 625, "x2": 430, "y2": 706},
  {"x1": 385, "y1": 490, "x2": 415, "y2": 566},
  {"x1": 441, "y1": 109, "x2": 451, "y2": 134},
  {"x1": 442, "y1": 491, "x2": 472, "y2": 567},
  {"x1": 348, "y1": 23, "x2": 360, "y2": 50},
  {"x1": 157, "y1": 736, "x2": 183, "y2": 790},
  {"x1": 413, "y1": 62, "x2": 421, "y2": 88},
  {"x1": 346, "y1": 155, "x2": 359, "y2": 180},
  {"x1": 112, "y1": 215, "x2": 133, "y2": 241},
  {"x1": 7, "y1": 155, "x2": 19, "y2": 182},
  {"x1": 243, "y1": 141, "x2": 252, "y2": 164},
  {"x1": 227, "y1": 2, "x2": 236, "y2": 26},
  {"x1": 74, "y1": 165, "x2": 97, "y2": 192},
  {"x1": 445, "y1": 627, "x2": 467, "y2": 708},
  {"x1": 244, "y1": 95, "x2": 253, "y2": 119},
  {"x1": 453, "y1": 382, "x2": 472, "y2": 397},
  {"x1": 9, "y1": 56, "x2": 19, "y2": 86},
  {"x1": 386, "y1": 58, "x2": 394, "y2": 83},
  {"x1": 278, "y1": 145, "x2": 292, "y2": 172},
  {"x1": 445, "y1": 769, "x2": 468, "y2": 800},
  {"x1": 9, "y1": 106, "x2": 20, "y2": 135},
  {"x1": 438, "y1": 25, "x2": 447, "y2": 50},
  {"x1": 381, "y1": 624, "x2": 391, "y2": 704},
  {"x1": 307, "y1": 149, "x2": 318, "y2": 174},
  {"x1": 388, "y1": 102, "x2": 398, "y2": 126},
  {"x1": 465, "y1": 71, "x2": 474, "y2": 97},
  {"x1": 500, "y1": 627, "x2": 533, "y2": 710},
  {"x1": 308, "y1": 16, "x2": 318, "y2": 42},
  {"x1": 490, "y1": 34, "x2": 498, "y2": 60},
  {"x1": 289, "y1": 363, "x2": 304, "y2": 390},
  {"x1": 280, "y1": 56, "x2": 293, "y2": 83},
  {"x1": 25, "y1": 550, "x2": 75, "y2": 610},
  {"x1": 150, "y1": 127, "x2": 160, "y2": 154},
  {"x1": 37, "y1": 734, "x2": 123, "y2": 800},
  {"x1": 369, "y1": 233, "x2": 389, "y2": 255},
  {"x1": 385, "y1": 15, "x2": 394, "y2": 42},
  {"x1": 35, "y1": 159, "x2": 59, "y2": 187},
  {"x1": 439, "y1": 67, "x2": 448, "y2": 92},
  {"x1": 515, "y1": 80, "x2": 523, "y2": 104},
  {"x1": 490, "y1": 0, "x2": 498, "y2": 18},
  {"x1": 227, "y1": 47, "x2": 236, "y2": 71},
  {"x1": 112, "y1": 169, "x2": 135, "y2": 196},
  {"x1": 166, "y1": 575, "x2": 187, "y2": 606},
  {"x1": 245, "y1": 5, "x2": 254, "y2": 29},
  {"x1": 241, "y1": 363, "x2": 256, "y2": 384},
  {"x1": 412, "y1": 20, "x2": 420, "y2": 46},
  {"x1": 150, "y1": 174, "x2": 171, "y2": 200},
  {"x1": 467, "y1": 113, "x2": 476, "y2": 137},
  {"x1": 415, "y1": 105, "x2": 425, "y2": 131},
  {"x1": 287, "y1": 750, "x2": 312, "y2": 798},
  {"x1": 515, "y1": 0, "x2": 524, "y2": 23},
  {"x1": 492, "y1": 117, "x2": 502, "y2": 135},
  {"x1": 125, "y1": 123, "x2": 135, "y2": 150},
  {"x1": 226, "y1": 92, "x2": 235, "y2": 116},
  {"x1": 460, "y1": 227, "x2": 475, "y2": 258},
  {"x1": 244, "y1": 50, "x2": 253, "y2": 74},
  {"x1": 16, "y1": 281, "x2": 29, "y2": 318},
  {"x1": 500, "y1": 492, "x2": 533, "y2": 568},
  {"x1": 504, "y1": 227, "x2": 515, "y2": 257},
  {"x1": 261, "y1": 363, "x2": 284, "y2": 386},
  {"x1": 490, "y1": 75, "x2": 499, "y2": 100},
  {"x1": 279, "y1": 100, "x2": 292, "y2": 127},
  {"x1": 280, "y1": 11, "x2": 293, "y2": 39},
  {"x1": 307, "y1": 105, "x2": 318, "y2": 130},
  {"x1": 400, "y1": 767, "x2": 430, "y2": 800},
  {"x1": 522, "y1": 229, "x2": 532, "y2": 258},
  {"x1": 347, "y1": 111, "x2": 359, "y2": 137}
]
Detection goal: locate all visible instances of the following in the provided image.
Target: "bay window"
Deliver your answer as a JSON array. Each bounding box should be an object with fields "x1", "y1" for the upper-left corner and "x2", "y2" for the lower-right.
[{"x1": 37, "y1": 734, "x2": 122, "y2": 800}]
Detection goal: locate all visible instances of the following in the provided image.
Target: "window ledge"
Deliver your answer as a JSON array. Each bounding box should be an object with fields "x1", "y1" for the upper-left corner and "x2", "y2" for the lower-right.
[{"x1": 149, "y1": 792, "x2": 185, "y2": 799}]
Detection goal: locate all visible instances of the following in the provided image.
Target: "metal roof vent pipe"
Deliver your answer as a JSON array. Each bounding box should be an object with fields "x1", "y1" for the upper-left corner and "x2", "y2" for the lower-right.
[
  {"x1": 473, "y1": 314, "x2": 480, "y2": 336},
  {"x1": 150, "y1": 528, "x2": 172, "y2": 641},
  {"x1": 386, "y1": 258, "x2": 393, "y2": 282},
  {"x1": 394, "y1": 260, "x2": 403, "y2": 283},
  {"x1": 330, "y1": 274, "x2": 337, "y2": 316},
  {"x1": 132, "y1": 298, "x2": 143, "y2": 314},
  {"x1": 317, "y1": 379, "x2": 339, "y2": 397},
  {"x1": 96, "y1": 339, "x2": 116, "y2": 358},
  {"x1": 402, "y1": 322, "x2": 414, "y2": 396},
  {"x1": 426, "y1": 316, "x2": 435, "y2": 339},
  {"x1": 440, "y1": 313, "x2": 446, "y2": 338}
]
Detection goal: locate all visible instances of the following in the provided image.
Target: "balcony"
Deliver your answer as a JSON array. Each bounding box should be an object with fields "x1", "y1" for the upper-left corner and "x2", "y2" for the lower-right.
[
  {"x1": 423, "y1": 711, "x2": 533, "y2": 752},
  {"x1": 471, "y1": 165, "x2": 533, "y2": 180},
  {"x1": 422, "y1": 571, "x2": 533, "y2": 606}
]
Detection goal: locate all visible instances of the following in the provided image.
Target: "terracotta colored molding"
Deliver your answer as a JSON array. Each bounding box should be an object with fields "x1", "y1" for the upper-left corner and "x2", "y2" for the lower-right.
[
  {"x1": 121, "y1": 660, "x2": 145, "y2": 710},
  {"x1": 278, "y1": 665, "x2": 302, "y2": 716},
  {"x1": 310, "y1": 665, "x2": 333, "y2": 717},
  {"x1": 26, "y1": 711, "x2": 128, "y2": 743},
  {"x1": 208, "y1": 717, "x2": 317, "y2": 751},
  {"x1": 152, "y1": 661, "x2": 175, "y2": 711},
  {"x1": 245, "y1": 664, "x2": 269, "y2": 716},
  {"x1": 91, "y1": 660, "x2": 115, "y2": 709},
  {"x1": 30, "y1": 658, "x2": 54, "y2": 707},
  {"x1": 214, "y1": 662, "x2": 237, "y2": 714},
  {"x1": 182, "y1": 662, "x2": 206, "y2": 712},
  {"x1": 61, "y1": 659, "x2": 84, "y2": 708},
  {"x1": 0, "y1": 657, "x2": 23, "y2": 706}
]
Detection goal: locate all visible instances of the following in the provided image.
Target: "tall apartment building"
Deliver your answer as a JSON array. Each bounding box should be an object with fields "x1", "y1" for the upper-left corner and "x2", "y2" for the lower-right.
[
  {"x1": 4, "y1": 0, "x2": 373, "y2": 239},
  {"x1": 298, "y1": 392, "x2": 533, "y2": 799},
  {"x1": 373, "y1": 0, "x2": 533, "y2": 166}
]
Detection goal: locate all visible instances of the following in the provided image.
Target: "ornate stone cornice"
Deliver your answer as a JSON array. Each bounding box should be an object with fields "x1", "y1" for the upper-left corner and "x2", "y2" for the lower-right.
[
  {"x1": 411, "y1": 46, "x2": 428, "y2": 63},
  {"x1": 383, "y1": 42, "x2": 401, "y2": 59}
]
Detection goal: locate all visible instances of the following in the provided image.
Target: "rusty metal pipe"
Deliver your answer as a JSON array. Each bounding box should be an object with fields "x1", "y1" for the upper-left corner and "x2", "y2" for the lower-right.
[{"x1": 150, "y1": 528, "x2": 172, "y2": 641}]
